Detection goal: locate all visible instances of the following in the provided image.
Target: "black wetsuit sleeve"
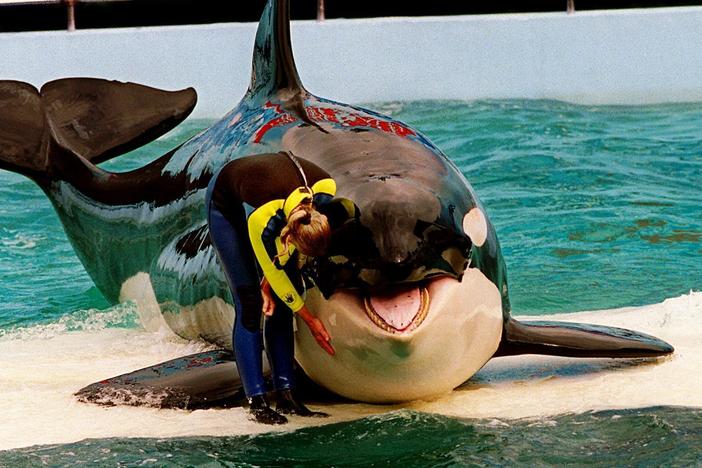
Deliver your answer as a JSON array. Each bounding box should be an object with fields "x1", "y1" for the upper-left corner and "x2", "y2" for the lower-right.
[
  {"x1": 318, "y1": 197, "x2": 359, "y2": 229},
  {"x1": 211, "y1": 152, "x2": 331, "y2": 216}
]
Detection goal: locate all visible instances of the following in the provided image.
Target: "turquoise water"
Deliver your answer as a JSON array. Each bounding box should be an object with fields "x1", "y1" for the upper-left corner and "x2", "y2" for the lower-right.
[
  {"x1": 1, "y1": 100, "x2": 700, "y2": 463},
  {"x1": 404, "y1": 100, "x2": 702, "y2": 314},
  {"x1": 4, "y1": 408, "x2": 702, "y2": 466}
]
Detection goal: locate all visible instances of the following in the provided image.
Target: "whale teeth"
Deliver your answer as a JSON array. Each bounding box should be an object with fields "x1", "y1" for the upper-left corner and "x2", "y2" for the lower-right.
[{"x1": 363, "y1": 287, "x2": 430, "y2": 334}]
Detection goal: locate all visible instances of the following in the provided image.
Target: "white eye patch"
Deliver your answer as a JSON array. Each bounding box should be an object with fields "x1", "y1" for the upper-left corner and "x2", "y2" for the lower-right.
[{"x1": 462, "y1": 207, "x2": 487, "y2": 247}]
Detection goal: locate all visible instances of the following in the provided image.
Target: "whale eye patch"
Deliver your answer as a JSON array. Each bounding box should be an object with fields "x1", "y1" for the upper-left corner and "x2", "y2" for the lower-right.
[{"x1": 462, "y1": 208, "x2": 488, "y2": 247}]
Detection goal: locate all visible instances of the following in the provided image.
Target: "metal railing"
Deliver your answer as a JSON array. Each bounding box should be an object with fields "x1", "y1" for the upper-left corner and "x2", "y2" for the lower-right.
[
  {"x1": 0, "y1": 0, "x2": 579, "y2": 33},
  {"x1": 66, "y1": 0, "x2": 76, "y2": 31},
  {"x1": 0, "y1": 0, "x2": 77, "y2": 30},
  {"x1": 317, "y1": 0, "x2": 325, "y2": 22}
]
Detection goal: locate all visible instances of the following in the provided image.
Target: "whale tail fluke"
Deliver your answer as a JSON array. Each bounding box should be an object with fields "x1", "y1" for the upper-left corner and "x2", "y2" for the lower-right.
[
  {"x1": 0, "y1": 78, "x2": 196, "y2": 185},
  {"x1": 494, "y1": 318, "x2": 674, "y2": 358},
  {"x1": 0, "y1": 81, "x2": 50, "y2": 181}
]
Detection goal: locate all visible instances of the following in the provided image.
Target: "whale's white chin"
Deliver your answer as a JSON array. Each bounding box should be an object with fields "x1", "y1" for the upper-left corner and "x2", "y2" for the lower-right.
[{"x1": 295, "y1": 269, "x2": 505, "y2": 403}]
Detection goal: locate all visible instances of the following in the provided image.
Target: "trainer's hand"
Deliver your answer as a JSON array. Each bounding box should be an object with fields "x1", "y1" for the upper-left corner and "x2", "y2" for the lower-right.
[
  {"x1": 298, "y1": 305, "x2": 335, "y2": 355},
  {"x1": 261, "y1": 277, "x2": 276, "y2": 317}
]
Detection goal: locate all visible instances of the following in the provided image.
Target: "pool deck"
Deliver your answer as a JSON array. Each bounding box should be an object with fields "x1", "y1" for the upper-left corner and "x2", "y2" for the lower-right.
[{"x1": 3, "y1": 7, "x2": 702, "y2": 117}]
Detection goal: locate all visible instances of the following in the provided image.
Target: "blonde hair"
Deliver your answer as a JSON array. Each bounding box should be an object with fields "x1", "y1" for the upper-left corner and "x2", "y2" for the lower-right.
[{"x1": 280, "y1": 202, "x2": 330, "y2": 257}]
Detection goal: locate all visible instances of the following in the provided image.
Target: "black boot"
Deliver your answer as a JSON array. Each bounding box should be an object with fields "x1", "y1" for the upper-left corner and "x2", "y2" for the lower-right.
[
  {"x1": 248, "y1": 395, "x2": 288, "y2": 425},
  {"x1": 275, "y1": 389, "x2": 329, "y2": 418}
]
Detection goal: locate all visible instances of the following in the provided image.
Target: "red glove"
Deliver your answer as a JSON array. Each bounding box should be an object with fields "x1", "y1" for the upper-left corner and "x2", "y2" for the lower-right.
[
  {"x1": 260, "y1": 277, "x2": 276, "y2": 317},
  {"x1": 297, "y1": 305, "x2": 335, "y2": 356}
]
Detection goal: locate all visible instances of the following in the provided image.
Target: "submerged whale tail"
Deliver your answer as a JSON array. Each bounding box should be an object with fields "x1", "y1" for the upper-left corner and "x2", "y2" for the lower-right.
[{"x1": 0, "y1": 78, "x2": 196, "y2": 185}]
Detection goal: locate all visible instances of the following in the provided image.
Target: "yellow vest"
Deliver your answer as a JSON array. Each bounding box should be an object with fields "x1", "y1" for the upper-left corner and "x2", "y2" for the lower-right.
[{"x1": 247, "y1": 178, "x2": 336, "y2": 312}]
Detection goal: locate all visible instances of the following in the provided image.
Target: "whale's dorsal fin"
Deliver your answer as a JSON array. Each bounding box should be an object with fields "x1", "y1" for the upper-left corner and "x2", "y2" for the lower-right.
[
  {"x1": 41, "y1": 78, "x2": 196, "y2": 164},
  {"x1": 494, "y1": 318, "x2": 674, "y2": 358},
  {"x1": 248, "y1": 0, "x2": 304, "y2": 97},
  {"x1": 0, "y1": 78, "x2": 196, "y2": 183}
]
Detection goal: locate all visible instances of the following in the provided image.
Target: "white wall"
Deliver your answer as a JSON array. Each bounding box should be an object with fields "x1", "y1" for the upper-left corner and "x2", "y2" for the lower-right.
[{"x1": 2, "y1": 7, "x2": 702, "y2": 117}]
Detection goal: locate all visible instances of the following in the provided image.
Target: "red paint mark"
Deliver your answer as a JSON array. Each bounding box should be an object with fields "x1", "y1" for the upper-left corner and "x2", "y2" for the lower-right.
[
  {"x1": 265, "y1": 101, "x2": 285, "y2": 113},
  {"x1": 391, "y1": 122, "x2": 416, "y2": 137},
  {"x1": 186, "y1": 356, "x2": 214, "y2": 368},
  {"x1": 342, "y1": 114, "x2": 412, "y2": 136},
  {"x1": 253, "y1": 114, "x2": 298, "y2": 143},
  {"x1": 306, "y1": 106, "x2": 340, "y2": 123},
  {"x1": 253, "y1": 101, "x2": 416, "y2": 143},
  {"x1": 341, "y1": 114, "x2": 370, "y2": 127}
]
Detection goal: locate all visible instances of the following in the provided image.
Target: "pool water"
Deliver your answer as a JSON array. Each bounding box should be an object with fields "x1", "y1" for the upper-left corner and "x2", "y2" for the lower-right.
[
  {"x1": 0, "y1": 99, "x2": 700, "y2": 464},
  {"x1": 401, "y1": 99, "x2": 702, "y2": 314}
]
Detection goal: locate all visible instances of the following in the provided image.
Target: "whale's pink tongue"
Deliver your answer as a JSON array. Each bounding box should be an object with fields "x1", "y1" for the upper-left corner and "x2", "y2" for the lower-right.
[{"x1": 368, "y1": 287, "x2": 422, "y2": 331}]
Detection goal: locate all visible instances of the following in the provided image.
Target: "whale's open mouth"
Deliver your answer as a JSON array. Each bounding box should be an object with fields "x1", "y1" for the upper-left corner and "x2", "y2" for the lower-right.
[{"x1": 363, "y1": 285, "x2": 430, "y2": 334}]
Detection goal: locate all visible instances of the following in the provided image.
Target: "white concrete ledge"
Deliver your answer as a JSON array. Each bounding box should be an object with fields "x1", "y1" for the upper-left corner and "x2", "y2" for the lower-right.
[{"x1": 2, "y1": 7, "x2": 702, "y2": 117}]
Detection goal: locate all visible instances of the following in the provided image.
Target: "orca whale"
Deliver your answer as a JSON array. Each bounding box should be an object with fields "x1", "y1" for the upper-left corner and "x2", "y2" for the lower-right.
[{"x1": 0, "y1": 0, "x2": 673, "y2": 407}]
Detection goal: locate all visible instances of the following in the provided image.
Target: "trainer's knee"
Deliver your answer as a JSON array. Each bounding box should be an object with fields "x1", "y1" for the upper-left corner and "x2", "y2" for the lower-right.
[{"x1": 237, "y1": 285, "x2": 263, "y2": 331}]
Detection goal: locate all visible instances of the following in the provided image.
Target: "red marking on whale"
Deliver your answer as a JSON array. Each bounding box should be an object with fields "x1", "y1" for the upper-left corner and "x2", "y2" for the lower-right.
[{"x1": 252, "y1": 101, "x2": 416, "y2": 143}]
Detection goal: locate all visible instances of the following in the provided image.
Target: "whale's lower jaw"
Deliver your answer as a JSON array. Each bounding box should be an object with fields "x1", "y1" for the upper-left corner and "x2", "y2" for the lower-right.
[{"x1": 295, "y1": 270, "x2": 504, "y2": 403}]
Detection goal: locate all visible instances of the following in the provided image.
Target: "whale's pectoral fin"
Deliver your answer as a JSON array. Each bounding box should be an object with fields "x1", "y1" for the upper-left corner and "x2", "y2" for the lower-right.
[
  {"x1": 493, "y1": 318, "x2": 674, "y2": 358},
  {"x1": 75, "y1": 350, "x2": 247, "y2": 409},
  {"x1": 41, "y1": 78, "x2": 197, "y2": 164}
]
